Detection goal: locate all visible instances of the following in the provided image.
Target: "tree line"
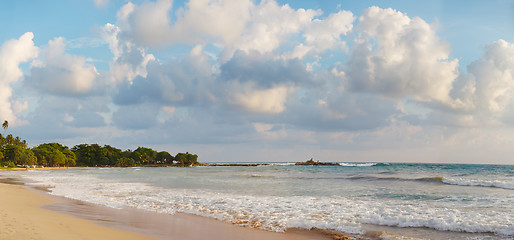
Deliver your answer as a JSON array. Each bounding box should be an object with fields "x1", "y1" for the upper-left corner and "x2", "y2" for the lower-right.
[{"x1": 0, "y1": 121, "x2": 199, "y2": 168}]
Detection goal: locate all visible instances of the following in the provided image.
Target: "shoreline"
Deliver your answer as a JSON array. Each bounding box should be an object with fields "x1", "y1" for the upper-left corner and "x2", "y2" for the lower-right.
[
  {"x1": 3, "y1": 167, "x2": 506, "y2": 240},
  {"x1": 0, "y1": 180, "x2": 157, "y2": 240},
  {"x1": 0, "y1": 174, "x2": 356, "y2": 240}
]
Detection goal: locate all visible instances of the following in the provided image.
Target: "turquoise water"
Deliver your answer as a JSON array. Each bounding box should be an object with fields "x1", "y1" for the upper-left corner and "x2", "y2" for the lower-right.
[{"x1": 6, "y1": 163, "x2": 514, "y2": 239}]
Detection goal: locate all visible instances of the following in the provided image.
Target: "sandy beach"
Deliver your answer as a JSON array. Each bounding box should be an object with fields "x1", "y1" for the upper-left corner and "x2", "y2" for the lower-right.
[
  {"x1": 0, "y1": 173, "x2": 353, "y2": 240},
  {"x1": 0, "y1": 180, "x2": 157, "y2": 240}
]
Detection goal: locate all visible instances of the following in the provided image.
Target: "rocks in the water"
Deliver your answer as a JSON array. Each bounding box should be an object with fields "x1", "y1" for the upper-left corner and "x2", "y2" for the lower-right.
[
  {"x1": 207, "y1": 163, "x2": 269, "y2": 167},
  {"x1": 295, "y1": 158, "x2": 339, "y2": 166}
]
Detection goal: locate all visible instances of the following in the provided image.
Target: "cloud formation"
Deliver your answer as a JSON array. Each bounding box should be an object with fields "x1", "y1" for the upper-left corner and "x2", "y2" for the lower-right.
[
  {"x1": 27, "y1": 37, "x2": 99, "y2": 97},
  {"x1": 2, "y1": 1, "x2": 514, "y2": 164},
  {"x1": 291, "y1": 10, "x2": 354, "y2": 59},
  {"x1": 345, "y1": 7, "x2": 459, "y2": 103},
  {"x1": 102, "y1": 23, "x2": 155, "y2": 84},
  {"x1": 117, "y1": 0, "x2": 175, "y2": 47},
  {"x1": 444, "y1": 39, "x2": 514, "y2": 126},
  {"x1": 468, "y1": 39, "x2": 514, "y2": 114},
  {"x1": 0, "y1": 32, "x2": 38, "y2": 124}
]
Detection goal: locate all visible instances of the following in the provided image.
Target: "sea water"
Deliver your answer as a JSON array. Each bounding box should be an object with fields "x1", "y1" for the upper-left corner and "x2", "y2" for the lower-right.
[{"x1": 4, "y1": 163, "x2": 513, "y2": 239}]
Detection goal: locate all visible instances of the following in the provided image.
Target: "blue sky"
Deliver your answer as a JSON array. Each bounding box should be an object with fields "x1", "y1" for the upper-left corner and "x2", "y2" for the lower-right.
[{"x1": 1, "y1": 0, "x2": 513, "y2": 164}]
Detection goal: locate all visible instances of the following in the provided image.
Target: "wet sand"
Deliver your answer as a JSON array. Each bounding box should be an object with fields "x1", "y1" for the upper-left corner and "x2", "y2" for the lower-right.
[
  {"x1": 42, "y1": 189, "x2": 354, "y2": 240},
  {"x1": 0, "y1": 175, "x2": 354, "y2": 240},
  {"x1": 0, "y1": 181, "x2": 157, "y2": 240}
]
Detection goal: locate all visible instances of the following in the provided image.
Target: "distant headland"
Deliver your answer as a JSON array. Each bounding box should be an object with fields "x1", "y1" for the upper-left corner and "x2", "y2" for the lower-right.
[{"x1": 0, "y1": 120, "x2": 200, "y2": 169}]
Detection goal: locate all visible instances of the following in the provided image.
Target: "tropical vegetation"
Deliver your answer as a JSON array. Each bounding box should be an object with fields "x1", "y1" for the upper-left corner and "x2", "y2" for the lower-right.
[{"x1": 0, "y1": 120, "x2": 200, "y2": 168}]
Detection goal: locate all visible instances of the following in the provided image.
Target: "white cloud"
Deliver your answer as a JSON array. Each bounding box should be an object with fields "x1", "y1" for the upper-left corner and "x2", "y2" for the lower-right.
[
  {"x1": 173, "y1": 0, "x2": 253, "y2": 45},
  {"x1": 114, "y1": 0, "x2": 324, "y2": 61},
  {"x1": 291, "y1": 10, "x2": 354, "y2": 59},
  {"x1": 0, "y1": 32, "x2": 39, "y2": 124},
  {"x1": 101, "y1": 23, "x2": 155, "y2": 84},
  {"x1": 117, "y1": 0, "x2": 175, "y2": 47},
  {"x1": 440, "y1": 39, "x2": 514, "y2": 126},
  {"x1": 304, "y1": 10, "x2": 354, "y2": 49},
  {"x1": 469, "y1": 39, "x2": 514, "y2": 113},
  {"x1": 27, "y1": 37, "x2": 99, "y2": 96},
  {"x1": 228, "y1": 0, "x2": 321, "y2": 56},
  {"x1": 228, "y1": 84, "x2": 293, "y2": 114},
  {"x1": 345, "y1": 6, "x2": 459, "y2": 103}
]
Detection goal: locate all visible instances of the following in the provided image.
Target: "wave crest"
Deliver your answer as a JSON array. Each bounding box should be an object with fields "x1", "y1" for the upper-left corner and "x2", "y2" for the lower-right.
[{"x1": 352, "y1": 176, "x2": 513, "y2": 190}]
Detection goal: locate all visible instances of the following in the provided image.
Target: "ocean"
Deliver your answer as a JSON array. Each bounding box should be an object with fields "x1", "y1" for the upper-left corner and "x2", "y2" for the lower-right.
[{"x1": 5, "y1": 163, "x2": 513, "y2": 239}]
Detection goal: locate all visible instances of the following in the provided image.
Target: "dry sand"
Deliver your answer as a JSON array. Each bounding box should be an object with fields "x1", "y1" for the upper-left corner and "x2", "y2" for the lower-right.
[
  {"x1": 0, "y1": 175, "x2": 355, "y2": 240},
  {"x1": 0, "y1": 181, "x2": 157, "y2": 240}
]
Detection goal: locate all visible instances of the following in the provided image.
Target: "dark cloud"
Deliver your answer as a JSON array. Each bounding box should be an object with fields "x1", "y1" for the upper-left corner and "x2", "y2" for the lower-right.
[
  {"x1": 113, "y1": 51, "x2": 215, "y2": 106},
  {"x1": 220, "y1": 50, "x2": 314, "y2": 87}
]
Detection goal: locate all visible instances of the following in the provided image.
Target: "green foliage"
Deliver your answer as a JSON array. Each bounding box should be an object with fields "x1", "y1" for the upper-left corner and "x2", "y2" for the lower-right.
[
  {"x1": 100, "y1": 145, "x2": 122, "y2": 166},
  {"x1": 62, "y1": 148, "x2": 76, "y2": 167},
  {"x1": 0, "y1": 134, "x2": 27, "y2": 148},
  {"x1": 3, "y1": 145, "x2": 37, "y2": 166},
  {"x1": 72, "y1": 144, "x2": 102, "y2": 166},
  {"x1": 70, "y1": 144, "x2": 197, "y2": 167},
  {"x1": 155, "y1": 151, "x2": 174, "y2": 164},
  {"x1": 2, "y1": 120, "x2": 7, "y2": 135},
  {"x1": 175, "y1": 152, "x2": 199, "y2": 166},
  {"x1": 115, "y1": 157, "x2": 135, "y2": 167},
  {"x1": 32, "y1": 143, "x2": 76, "y2": 167},
  {"x1": 133, "y1": 147, "x2": 157, "y2": 164},
  {"x1": 0, "y1": 161, "x2": 16, "y2": 168},
  {"x1": 0, "y1": 121, "x2": 198, "y2": 168}
]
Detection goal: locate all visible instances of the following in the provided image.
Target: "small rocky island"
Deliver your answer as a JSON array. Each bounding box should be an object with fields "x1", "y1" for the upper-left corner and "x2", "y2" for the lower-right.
[{"x1": 295, "y1": 158, "x2": 340, "y2": 166}]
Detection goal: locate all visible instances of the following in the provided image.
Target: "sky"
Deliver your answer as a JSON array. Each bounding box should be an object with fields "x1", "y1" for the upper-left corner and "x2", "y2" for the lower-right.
[{"x1": 1, "y1": 0, "x2": 514, "y2": 164}]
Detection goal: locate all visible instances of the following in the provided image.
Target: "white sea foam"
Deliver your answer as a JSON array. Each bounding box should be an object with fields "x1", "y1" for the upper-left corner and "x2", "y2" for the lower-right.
[
  {"x1": 442, "y1": 177, "x2": 514, "y2": 190},
  {"x1": 268, "y1": 162, "x2": 295, "y2": 166},
  {"x1": 339, "y1": 162, "x2": 380, "y2": 167},
  {"x1": 13, "y1": 169, "x2": 514, "y2": 238}
]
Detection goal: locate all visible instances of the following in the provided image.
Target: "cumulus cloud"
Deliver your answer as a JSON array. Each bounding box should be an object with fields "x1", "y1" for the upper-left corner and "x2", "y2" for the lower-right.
[
  {"x1": 228, "y1": 84, "x2": 293, "y2": 114},
  {"x1": 227, "y1": 0, "x2": 320, "y2": 56},
  {"x1": 289, "y1": 10, "x2": 354, "y2": 59},
  {"x1": 468, "y1": 39, "x2": 514, "y2": 113},
  {"x1": 101, "y1": 23, "x2": 155, "y2": 84},
  {"x1": 442, "y1": 39, "x2": 514, "y2": 126},
  {"x1": 173, "y1": 0, "x2": 253, "y2": 45},
  {"x1": 0, "y1": 32, "x2": 39, "y2": 124},
  {"x1": 113, "y1": 45, "x2": 215, "y2": 106},
  {"x1": 220, "y1": 51, "x2": 314, "y2": 114},
  {"x1": 117, "y1": 0, "x2": 175, "y2": 47},
  {"x1": 27, "y1": 37, "x2": 99, "y2": 96},
  {"x1": 276, "y1": 67, "x2": 400, "y2": 132},
  {"x1": 345, "y1": 6, "x2": 459, "y2": 103},
  {"x1": 113, "y1": 0, "x2": 330, "y2": 60},
  {"x1": 304, "y1": 10, "x2": 354, "y2": 50}
]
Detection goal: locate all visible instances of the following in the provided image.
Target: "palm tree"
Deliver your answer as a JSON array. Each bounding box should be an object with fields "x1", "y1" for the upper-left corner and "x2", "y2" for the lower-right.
[{"x1": 2, "y1": 120, "x2": 8, "y2": 135}]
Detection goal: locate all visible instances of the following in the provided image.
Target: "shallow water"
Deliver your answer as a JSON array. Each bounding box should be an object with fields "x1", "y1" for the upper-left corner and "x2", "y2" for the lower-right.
[{"x1": 4, "y1": 163, "x2": 513, "y2": 239}]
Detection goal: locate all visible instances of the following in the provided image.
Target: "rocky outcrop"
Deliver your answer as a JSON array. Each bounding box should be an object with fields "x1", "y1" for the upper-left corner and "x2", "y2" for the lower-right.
[{"x1": 295, "y1": 158, "x2": 340, "y2": 166}]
